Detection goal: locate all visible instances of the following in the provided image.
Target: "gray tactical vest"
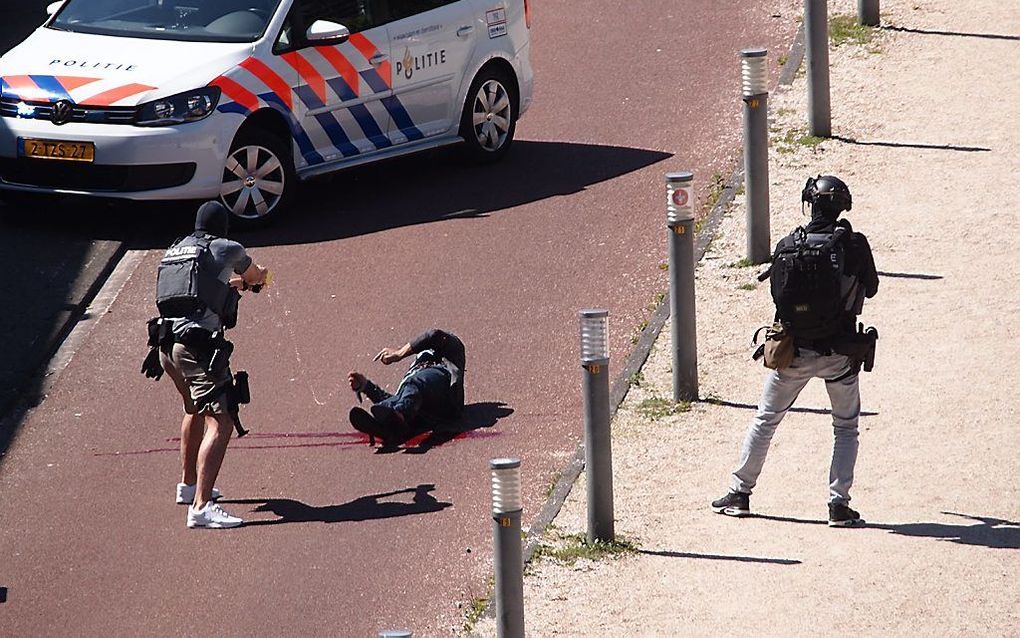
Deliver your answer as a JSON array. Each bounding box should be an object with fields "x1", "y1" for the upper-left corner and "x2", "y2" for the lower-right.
[{"x1": 156, "y1": 234, "x2": 238, "y2": 328}]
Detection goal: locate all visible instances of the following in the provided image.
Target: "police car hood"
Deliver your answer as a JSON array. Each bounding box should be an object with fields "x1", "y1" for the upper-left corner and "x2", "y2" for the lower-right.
[{"x1": 0, "y1": 27, "x2": 251, "y2": 107}]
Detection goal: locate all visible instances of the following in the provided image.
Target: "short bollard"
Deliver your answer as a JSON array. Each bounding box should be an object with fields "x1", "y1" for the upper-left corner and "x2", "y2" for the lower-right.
[
  {"x1": 804, "y1": 0, "x2": 832, "y2": 137},
  {"x1": 490, "y1": 458, "x2": 524, "y2": 638},
  {"x1": 379, "y1": 632, "x2": 412, "y2": 638},
  {"x1": 579, "y1": 309, "x2": 614, "y2": 543},
  {"x1": 740, "y1": 48, "x2": 772, "y2": 265},
  {"x1": 665, "y1": 172, "x2": 699, "y2": 401},
  {"x1": 858, "y1": 0, "x2": 880, "y2": 27}
]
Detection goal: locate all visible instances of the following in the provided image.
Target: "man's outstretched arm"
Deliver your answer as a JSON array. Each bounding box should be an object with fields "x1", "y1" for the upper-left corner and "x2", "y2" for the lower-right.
[{"x1": 348, "y1": 372, "x2": 391, "y2": 403}]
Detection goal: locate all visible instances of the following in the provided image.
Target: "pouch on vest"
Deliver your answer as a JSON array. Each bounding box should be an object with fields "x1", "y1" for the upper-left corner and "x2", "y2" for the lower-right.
[
  {"x1": 770, "y1": 227, "x2": 853, "y2": 339},
  {"x1": 155, "y1": 235, "x2": 232, "y2": 323},
  {"x1": 753, "y1": 322, "x2": 795, "y2": 370}
]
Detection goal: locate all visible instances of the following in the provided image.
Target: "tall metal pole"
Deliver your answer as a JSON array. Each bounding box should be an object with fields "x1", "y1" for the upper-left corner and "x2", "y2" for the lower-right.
[
  {"x1": 579, "y1": 309, "x2": 614, "y2": 543},
  {"x1": 741, "y1": 49, "x2": 771, "y2": 265},
  {"x1": 805, "y1": 0, "x2": 832, "y2": 137},
  {"x1": 490, "y1": 458, "x2": 524, "y2": 638},
  {"x1": 858, "y1": 0, "x2": 880, "y2": 27},
  {"x1": 665, "y1": 172, "x2": 698, "y2": 401}
]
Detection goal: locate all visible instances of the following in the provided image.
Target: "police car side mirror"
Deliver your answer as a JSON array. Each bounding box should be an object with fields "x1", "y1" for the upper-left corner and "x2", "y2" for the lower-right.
[
  {"x1": 46, "y1": 1, "x2": 64, "y2": 16},
  {"x1": 305, "y1": 20, "x2": 350, "y2": 46}
]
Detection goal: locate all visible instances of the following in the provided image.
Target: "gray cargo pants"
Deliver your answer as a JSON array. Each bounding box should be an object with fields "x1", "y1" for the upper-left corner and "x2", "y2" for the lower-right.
[{"x1": 730, "y1": 348, "x2": 861, "y2": 505}]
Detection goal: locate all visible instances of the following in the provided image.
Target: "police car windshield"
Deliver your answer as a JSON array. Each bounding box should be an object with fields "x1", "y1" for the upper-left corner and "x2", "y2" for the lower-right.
[{"x1": 50, "y1": 0, "x2": 283, "y2": 43}]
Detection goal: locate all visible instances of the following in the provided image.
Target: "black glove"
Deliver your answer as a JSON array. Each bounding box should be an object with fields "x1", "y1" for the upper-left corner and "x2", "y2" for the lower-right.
[{"x1": 141, "y1": 347, "x2": 164, "y2": 381}]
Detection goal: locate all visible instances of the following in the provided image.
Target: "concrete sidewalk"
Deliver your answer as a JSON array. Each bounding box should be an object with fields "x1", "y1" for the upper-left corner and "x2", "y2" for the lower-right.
[{"x1": 474, "y1": 0, "x2": 1019, "y2": 635}]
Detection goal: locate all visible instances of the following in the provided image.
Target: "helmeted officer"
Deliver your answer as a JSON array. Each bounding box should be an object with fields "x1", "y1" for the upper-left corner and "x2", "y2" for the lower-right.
[{"x1": 712, "y1": 175, "x2": 879, "y2": 527}]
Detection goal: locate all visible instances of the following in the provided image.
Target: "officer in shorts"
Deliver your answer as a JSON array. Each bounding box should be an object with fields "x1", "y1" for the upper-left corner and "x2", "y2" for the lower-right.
[{"x1": 157, "y1": 201, "x2": 269, "y2": 529}]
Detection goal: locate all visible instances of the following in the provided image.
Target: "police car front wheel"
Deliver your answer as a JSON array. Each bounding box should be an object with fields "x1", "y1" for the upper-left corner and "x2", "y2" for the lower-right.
[{"x1": 219, "y1": 132, "x2": 293, "y2": 224}]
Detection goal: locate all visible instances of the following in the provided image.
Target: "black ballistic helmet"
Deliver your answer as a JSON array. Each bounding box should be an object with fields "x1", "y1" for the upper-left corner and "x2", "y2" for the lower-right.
[
  {"x1": 195, "y1": 200, "x2": 230, "y2": 238},
  {"x1": 802, "y1": 175, "x2": 852, "y2": 215}
]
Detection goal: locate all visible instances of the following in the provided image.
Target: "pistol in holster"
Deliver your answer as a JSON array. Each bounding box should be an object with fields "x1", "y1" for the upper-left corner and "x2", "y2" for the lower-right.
[
  {"x1": 207, "y1": 331, "x2": 234, "y2": 376},
  {"x1": 832, "y1": 324, "x2": 879, "y2": 375}
]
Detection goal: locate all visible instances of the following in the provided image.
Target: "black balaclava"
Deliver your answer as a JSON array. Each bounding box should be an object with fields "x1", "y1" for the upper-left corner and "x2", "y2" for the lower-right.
[{"x1": 195, "y1": 200, "x2": 229, "y2": 238}]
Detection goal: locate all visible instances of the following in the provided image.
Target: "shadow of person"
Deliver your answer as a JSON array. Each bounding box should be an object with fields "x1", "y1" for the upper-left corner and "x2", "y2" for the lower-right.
[
  {"x1": 869, "y1": 512, "x2": 1019, "y2": 550},
  {"x1": 224, "y1": 484, "x2": 452, "y2": 527},
  {"x1": 400, "y1": 401, "x2": 514, "y2": 455}
]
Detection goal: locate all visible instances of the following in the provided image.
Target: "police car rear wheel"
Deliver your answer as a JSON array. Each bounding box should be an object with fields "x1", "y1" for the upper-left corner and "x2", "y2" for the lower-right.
[
  {"x1": 220, "y1": 132, "x2": 292, "y2": 224},
  {"x1": 459, "y1": 71, "x2": 516, "y2": 162}
]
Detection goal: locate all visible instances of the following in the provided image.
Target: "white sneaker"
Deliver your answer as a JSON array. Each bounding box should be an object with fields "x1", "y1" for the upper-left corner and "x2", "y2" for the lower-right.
[
  {"x1": 187, "y1": 501, "x2": 243, "y2": 529},
  {"x1": 175, "y1": 483, "x2": 222, "y2": 505}
]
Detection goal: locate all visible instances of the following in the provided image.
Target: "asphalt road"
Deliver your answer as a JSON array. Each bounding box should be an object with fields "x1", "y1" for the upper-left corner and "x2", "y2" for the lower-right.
[{"x1": 0, "y1": 2, "x2": 800, "y2": 635}]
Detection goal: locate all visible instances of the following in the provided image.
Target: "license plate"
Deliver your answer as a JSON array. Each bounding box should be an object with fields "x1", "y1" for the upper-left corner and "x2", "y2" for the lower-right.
[{"x1": 19, "y1": 138, "x2": 95, "y2": 163}]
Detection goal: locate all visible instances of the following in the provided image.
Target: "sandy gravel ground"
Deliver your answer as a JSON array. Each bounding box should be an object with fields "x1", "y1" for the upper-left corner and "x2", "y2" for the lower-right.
[{"x1": 474, "y1": 0, "x2": 1019, "y2": 635}]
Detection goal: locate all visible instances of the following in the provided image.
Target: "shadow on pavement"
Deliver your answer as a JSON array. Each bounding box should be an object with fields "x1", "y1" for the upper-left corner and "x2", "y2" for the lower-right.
[
  {"x1": 881, "y1": 25, "x2": 1020, "y2": 42},
  {"x1": 401, "y1": 400, "x2": 514, "y2": 455},
  {"x1": 639, "y1": 549, "x2": 801, "y2": 566},
  {"x1": 832, "y1": 135, "x2": 990, "y2": 153},
  {"x1": 224, "y1": 483, "x2": 452, "y2": 526},
  {"x1": 876, "y1": 271, "x2": 943, "y2": 281},
  {"x1": 237, "y1": 140, "x2": 673, "y2": 248},
  {"x1": 752, "y1": 514, "x2": 828, "y2": 525},
  {"x1": 706, "y1": 399, "x2": 879, "y2": 417},
  {"x1": 869, "y1": 512, "x2": 1020, "y2": 550}
]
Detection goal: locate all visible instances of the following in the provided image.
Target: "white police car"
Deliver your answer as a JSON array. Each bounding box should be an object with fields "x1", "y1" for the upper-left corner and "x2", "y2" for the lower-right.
[{"x1": 0, "y1": 0, "x2": 533, "y2": 222}]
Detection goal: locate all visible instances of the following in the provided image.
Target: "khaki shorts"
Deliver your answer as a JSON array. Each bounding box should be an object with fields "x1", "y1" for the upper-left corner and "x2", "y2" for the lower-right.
[{"x1": 160, "y1": 342, "x2": 231, "y2": 415}]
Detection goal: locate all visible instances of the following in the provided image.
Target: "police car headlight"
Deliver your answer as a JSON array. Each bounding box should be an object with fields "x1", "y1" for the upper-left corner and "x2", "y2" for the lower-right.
[{"x1": 136, "y1": 87, "x2": 221, "y2": 127}]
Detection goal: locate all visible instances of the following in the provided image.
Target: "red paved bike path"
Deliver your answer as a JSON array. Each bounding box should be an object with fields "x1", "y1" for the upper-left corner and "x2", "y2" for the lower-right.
[{"x1": 0, "y1": 2, "x2": 798, "y2": 634}]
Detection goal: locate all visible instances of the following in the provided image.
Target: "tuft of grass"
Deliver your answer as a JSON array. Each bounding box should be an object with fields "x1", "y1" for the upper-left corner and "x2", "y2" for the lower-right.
[
  {"x1": 829, "y1": 14, "x2": 876, "y2": 47},
  {"x1": 532, "y1": 533, "x2": 639, "y2": 566},
  {"x1": 627, "y1": 371, "x2": 645, "y2": 388},
  {"x1": 738, "y1": 282, "x2": 757, "y2": 291},
  {"x1": 658, "y1": 261, "x2": 669, "y2": 271},
  {"x1": 637, "y1": 396, "x2": 691, "y2": 421},
  {"x1": 775, "y1": 127, "x2": 825, "y2": 154},
  {"x1": 777, "y1": 53, "x2": 789, "y2": 67},
  {"x1": 704, "y1": 173, "x2": 726, "y2": 212},
  {"x1": 462, "y1": 592, "x2": 490, "y2": 632},
  {"x1": 735, "y1": 183, "x2": 746, "y2": 197},
  {"x1": 726, "y1": 257, "x2": 754, "y2": 269}
]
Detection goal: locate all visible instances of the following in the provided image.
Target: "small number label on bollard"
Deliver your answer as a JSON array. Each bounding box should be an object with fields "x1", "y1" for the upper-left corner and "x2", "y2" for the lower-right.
[
  {"x1": 587, "y1": 364, "x2": 601, "y2": 374},
  {"x1": 499, "y1": 517, "x2": 511, "y2": 527},
  {"x1": 748, "y1": 98, "x2": 760, "y2": 108},
  {"x1": 675, "y1": 225, "x2": 686, "y2": 236}
]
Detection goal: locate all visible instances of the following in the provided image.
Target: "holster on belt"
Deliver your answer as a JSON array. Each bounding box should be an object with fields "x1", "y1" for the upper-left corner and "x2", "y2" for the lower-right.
[
  {"x1": 831, "y1": 323, "x2": 879, "y2": 375},
  {"x1": 141, "y1": 317, "x2": 174, "y2": 380}
]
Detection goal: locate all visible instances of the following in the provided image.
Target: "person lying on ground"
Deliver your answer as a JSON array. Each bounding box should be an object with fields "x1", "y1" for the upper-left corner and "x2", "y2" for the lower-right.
[{"x1": 347, "y1": 328, "x2": 465, "y2": 446}]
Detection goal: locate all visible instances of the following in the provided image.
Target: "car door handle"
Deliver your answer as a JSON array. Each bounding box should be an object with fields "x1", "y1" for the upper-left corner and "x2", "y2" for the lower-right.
[
  {"x1": 457, "y1": 25, "x2": 475, "y2": 38},
  {"x1": 370, "y1": 53, "x2": 389, "y2": 66}
]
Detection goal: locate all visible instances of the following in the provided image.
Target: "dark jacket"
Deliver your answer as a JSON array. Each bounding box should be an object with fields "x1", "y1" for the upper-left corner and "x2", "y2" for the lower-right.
[{"x1": 361, "y1": 329, "x2": 466, "y2": 418}]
